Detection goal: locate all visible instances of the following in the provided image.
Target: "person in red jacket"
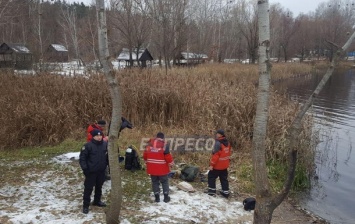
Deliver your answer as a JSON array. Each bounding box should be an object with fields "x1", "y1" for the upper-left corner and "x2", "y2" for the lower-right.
[
  {"x1": 143, "y1": 132, "x2": 174, "y2": 203},
  {"x1": 87, "y1": 120, "x2": 107, "y2": 142},
  {"x1": 87, "y1": 117, "x2": 133, "y2": 142},
  {"x1": 207, "y1": 129, "x2": 232, "y2": 198}
]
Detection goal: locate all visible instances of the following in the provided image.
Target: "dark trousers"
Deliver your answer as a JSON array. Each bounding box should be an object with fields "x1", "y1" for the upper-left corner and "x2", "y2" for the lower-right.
[
  {"x1": 83, "y1": 171, "x2": 106, "y2": 207},
  {"x1": 151, "y1": 175, "x2": 169, "y2": 195},
  {"x1": 208, "y1": 169, "x2": 229, "y2": 195}
]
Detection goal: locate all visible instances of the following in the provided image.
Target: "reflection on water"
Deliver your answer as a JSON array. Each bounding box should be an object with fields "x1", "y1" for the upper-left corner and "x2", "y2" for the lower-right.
[{"x1": 273, "y1": 69, "x2": 355, "y2": 224}]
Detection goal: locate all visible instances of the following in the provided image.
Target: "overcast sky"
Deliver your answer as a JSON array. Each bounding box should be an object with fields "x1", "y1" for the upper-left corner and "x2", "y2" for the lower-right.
[
  {"x1": 67, "y1": 0, "x2": 326, "y2": 17},
  {"x1": 269, "y1": 0, "x2": 326, "y2": 16}
]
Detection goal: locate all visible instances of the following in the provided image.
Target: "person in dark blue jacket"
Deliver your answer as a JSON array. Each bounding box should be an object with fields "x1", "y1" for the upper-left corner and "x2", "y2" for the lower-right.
[{"x1": 79, "y1": 129, "x2": 108, "y2": 214}]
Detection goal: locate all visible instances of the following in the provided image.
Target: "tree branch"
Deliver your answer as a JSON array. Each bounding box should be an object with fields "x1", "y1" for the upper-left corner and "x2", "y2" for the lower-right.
[{"x1": 325, "y1": 39, "x2": 341, "y2": 49}]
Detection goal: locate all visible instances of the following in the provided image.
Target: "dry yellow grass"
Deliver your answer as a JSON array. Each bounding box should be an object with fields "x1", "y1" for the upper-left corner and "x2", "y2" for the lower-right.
[{"x1": 0, "y1": 63, "x2": 314, "y2": 160}]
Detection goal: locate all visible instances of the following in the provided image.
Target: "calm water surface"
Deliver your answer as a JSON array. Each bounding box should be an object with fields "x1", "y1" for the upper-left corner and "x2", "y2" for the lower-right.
[{"x1": 274, "y1": 69, "x2": 355, "y2": 224}]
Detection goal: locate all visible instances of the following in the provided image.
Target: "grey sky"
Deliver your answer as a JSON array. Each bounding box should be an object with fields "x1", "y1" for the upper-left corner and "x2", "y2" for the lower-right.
[
  {"x1": 269, "y1": 0, "x2": 326, "y2": 16},
  {"x1": 67, "y1": 0, "x2": 326, "y2": 17}
]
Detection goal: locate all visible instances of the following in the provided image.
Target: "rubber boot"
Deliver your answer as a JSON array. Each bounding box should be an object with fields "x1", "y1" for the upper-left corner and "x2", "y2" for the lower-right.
[
  {"x1": 163, "y1": 193, "x2": 170, "y2": 203},
  {"x1": 154, "y1": 194, "x2": 160, "y2": 202}
]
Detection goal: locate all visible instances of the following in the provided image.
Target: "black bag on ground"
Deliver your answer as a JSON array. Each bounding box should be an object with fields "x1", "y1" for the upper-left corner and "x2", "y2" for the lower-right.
[
  {"x1": 180, "y1": 165, "x2": 199, "y2": 182},
  {"x1": 243, "y1": 197, "x2": 256, "y2": 211},
  {"x1": 124, "y1": 145, "x2": 142, "y2": 171}
]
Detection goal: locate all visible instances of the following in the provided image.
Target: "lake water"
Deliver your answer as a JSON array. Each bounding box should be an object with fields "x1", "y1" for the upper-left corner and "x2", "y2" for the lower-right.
[{"x1": 274, "y1": 69, "x2": 355, "y2": 224}]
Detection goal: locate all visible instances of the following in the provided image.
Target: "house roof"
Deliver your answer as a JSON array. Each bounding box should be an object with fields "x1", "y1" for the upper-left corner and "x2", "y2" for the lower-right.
[
  {"x1": 50, "y1": 44, "x2": 68, "y2": 52},
  {"x1": 1, "y1": 43, "x2": 31, "y2": 54},
  {"x1": 117, "y1": 48, "x2": 153, "y2": 61}
]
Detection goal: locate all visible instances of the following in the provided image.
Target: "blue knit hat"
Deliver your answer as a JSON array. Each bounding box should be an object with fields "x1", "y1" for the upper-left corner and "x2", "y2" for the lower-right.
[
  {"x1": 156, "y1": 132, "x2": 165, "y2": 139},
  {"x1": 91, "y1": 129, "x2": 102, "y2": 137},
  {"x1": 216, "y1": 129, "x2": 225, "y2": 136}
]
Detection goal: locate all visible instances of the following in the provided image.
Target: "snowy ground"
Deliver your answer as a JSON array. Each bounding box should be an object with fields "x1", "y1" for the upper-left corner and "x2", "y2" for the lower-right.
[{"x1": 0, "y1": 152, "x2": 253, "y2": 224}]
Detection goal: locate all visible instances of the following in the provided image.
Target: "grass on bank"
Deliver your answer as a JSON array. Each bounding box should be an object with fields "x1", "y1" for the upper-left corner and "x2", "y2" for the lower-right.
[
  {"x1": 0, "y1": 131, "x2": 311, "y2": 196},
  {"x1": 0, "y1": 138, "x2": 83, "y2": 161}
]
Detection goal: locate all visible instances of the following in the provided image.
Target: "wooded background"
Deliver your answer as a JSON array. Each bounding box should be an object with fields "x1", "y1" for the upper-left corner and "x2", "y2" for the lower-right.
[{"x1": 1, "y1": 0, "x2": 354, "y2": 65}]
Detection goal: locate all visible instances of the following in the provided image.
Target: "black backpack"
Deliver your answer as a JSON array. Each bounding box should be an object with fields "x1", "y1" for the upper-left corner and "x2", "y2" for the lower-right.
[
  {"x1": 180, "y1": 165, "x2": 200, "y2": 182},
  {"x1": 124, "y1": 146, "x2": 142, "y2": 171},
  {"x1": 243, "y1": 197, "x2": 256, "y2": 211}
]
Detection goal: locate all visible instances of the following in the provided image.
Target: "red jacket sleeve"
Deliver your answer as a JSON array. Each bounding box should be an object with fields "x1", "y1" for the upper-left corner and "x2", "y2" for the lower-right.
[
  {"x1": 210, "y1": 151, "x2": 220, "y2": 167},
  {"x1": 164, "y1": 153, "x2": 174, "y2": 165},
  {"x1": 143, "y1": 150, "x2": 147, "y2": 161}
]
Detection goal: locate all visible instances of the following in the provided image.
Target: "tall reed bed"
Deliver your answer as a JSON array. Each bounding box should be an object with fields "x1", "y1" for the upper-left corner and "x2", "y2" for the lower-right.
[{"x1": 1, "y1": 63, "x2": 314, "y2": 162}]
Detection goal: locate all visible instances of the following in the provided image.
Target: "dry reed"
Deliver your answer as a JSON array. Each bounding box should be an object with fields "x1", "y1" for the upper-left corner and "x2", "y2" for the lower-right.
[{"x1": 1, "y1": 63, "x2": 314, "y2": 167}]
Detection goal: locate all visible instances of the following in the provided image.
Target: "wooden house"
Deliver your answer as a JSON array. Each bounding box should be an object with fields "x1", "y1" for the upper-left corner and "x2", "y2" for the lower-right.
[
  {"x1": 45, "y1": 44, "x2": 68, "y2": 62},
  {"x1": 0, "y1": 43, "x2": 33, "y2": 70},
  {"x1": 117, "y1": 48, "x2": 153, "y2": 68}
]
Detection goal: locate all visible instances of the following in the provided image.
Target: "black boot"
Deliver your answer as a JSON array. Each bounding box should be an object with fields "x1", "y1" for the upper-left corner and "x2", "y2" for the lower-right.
[
  {"x1": 163, "y1": 194, "x2": 170, "y2": 203},
  {"x1": 219, "y1": 190, "x2": 230, "y2": 198},
  {"x1": 93, "y1": 201, "x2": 107, "y2": 207},
  {"x1": 83, "y1": 206, "x2": 89, "y2": 214},
  {"x1": 154, "y1": 194, "x2": 160, "y2": 202}
]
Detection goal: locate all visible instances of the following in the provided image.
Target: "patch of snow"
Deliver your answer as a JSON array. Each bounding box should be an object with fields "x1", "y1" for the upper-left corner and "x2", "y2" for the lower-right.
[
  {"x1": 140, "y1": 186, "x2": 252, "y2": 224},
  {"x1": 52, "y1": 152, "x2": 80, "y2": 163},
  {"x1": 1, "y1": 152, "x2": 254, "y2": 223},
  {"x1": 14, "y1": 70, "x2": 36, "y2": 75},
  {"x1": 0, "y1": 168, "x2": 111, "y2": 224}
]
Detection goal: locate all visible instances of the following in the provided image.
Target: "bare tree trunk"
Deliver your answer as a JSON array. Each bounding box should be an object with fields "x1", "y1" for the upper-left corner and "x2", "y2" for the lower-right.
[
  {"x1": 87, "y1": 15, "x2": 98, "y2": 61},
  {"x1": 96, "y1": 0, "x2": 123, "y2": 223},
  {"x1": 37, "y1": 0, "x2": 43, "y2": 60},
  {"x1": 253, "y1": 0, "x2": 355, "y2": 223},
  {"x1": 252, "y1": 1, "x2": 272, "y2": 223}
]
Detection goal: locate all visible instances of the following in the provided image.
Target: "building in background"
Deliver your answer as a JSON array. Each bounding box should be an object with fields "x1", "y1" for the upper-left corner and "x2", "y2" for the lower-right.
[{"x1": 0, "y1": 43, "x2": 33, "y2": 70}]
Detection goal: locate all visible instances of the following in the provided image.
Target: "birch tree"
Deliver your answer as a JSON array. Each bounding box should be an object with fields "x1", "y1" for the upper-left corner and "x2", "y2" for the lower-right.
[
  {"x1": 252, "y1": 1, "x2": 272, "y2": 222},
  {"x1": 253, "y1": 0, "x2": 355, "y2": 223},
  {"x1": 96, "y1": 0, "x2": 123, "y2": 223},
  {"x1": 60, "y1": 5, "x2": 81, "y2": 64},
  {"x1": 36, "y1": 0, "x2": 44, "y2": 60}
]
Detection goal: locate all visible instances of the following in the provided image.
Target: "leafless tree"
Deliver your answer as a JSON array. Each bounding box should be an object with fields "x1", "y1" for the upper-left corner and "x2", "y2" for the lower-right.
[
  {"x1": 313, "y1": 0, "x2": 353, "y2": 60},
  {"x1": 233, "y1": 0, "x2": 258, "y2": 63},
  {"x1": 110, "y1": 0, "x2": 153, "y2": 67},
  {"x1": 292, "y1": 14, "x2": 314, "y2": 61},
  {"x1": 0, "y1": 0, "x2": 29, "y2": 44},
  {"x1": 110, "y1": 0, "x2": 135, "y2": 67},
  {"x1": 145, "y1": 0, "x2": 188, "y2": 69},
  {"x1": 60, "y1": 4, "x2": 81, "y2": 64},
  {"x1": 96, "y1": 0, "x2": 123, "y2": 223}
]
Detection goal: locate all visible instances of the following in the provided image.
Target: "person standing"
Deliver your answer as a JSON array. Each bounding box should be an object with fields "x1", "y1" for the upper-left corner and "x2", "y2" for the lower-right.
[
  {"x1": 79, "y1": 129, "x2": 108, "y2": 214},
  {"x1": 207, "y1": 129, "x2": 232, "y2": 198},
  {"x1": 143, "y1": 132, "x2": 174, "y2": 203}
]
